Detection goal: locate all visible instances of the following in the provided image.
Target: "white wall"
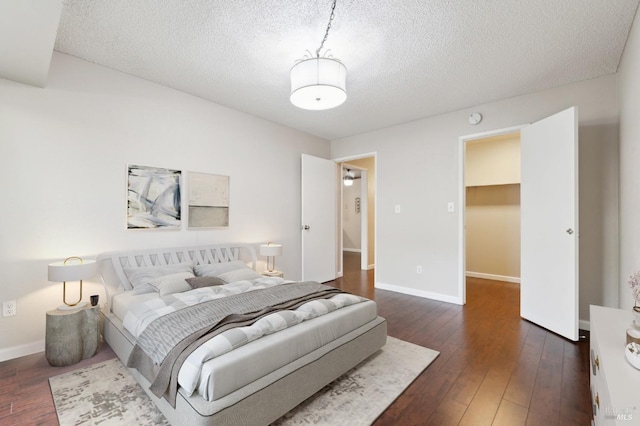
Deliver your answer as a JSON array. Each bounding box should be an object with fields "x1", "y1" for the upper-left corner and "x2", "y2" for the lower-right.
[
  {"x1": 331, "y1": 75, "x2": 619, "y2": 320},
  {"x1": 0, "y1": 53, "x2": 329, "y2": 360},
  {"x1": 618, "y1": 4, "x2": 640, "y2": 311}
]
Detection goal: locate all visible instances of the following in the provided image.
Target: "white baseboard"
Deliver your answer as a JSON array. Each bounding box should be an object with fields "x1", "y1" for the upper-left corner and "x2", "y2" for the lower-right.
[
  {"x1": 579, "y1": 319, "x2": 590, "y2": 332},
  {"x1": 343, "y1": 248, "x2": 361, "y2": 253},
  {"x1": 466, "y1": 271, "x2": 520, "y2": 284},
  {"x1": 375, "y1": 282, "x2": 463, "y2": 305},
  {"x1": 0, "y1": 339, "x2": 45, "y2": 362}
]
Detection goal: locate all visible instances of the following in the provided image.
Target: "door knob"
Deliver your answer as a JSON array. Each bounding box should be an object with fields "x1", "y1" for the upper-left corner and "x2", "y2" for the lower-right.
[
  {"x1": 566, "y1": 228, "x2": 574, "y2": 235},
  {"x1": 301, "y1": 225, "x2": 310, "y2": 231}
]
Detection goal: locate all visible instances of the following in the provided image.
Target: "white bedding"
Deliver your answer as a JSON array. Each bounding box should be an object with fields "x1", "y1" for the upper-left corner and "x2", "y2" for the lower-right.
[
  {"x1": 116, "y1": 278, "x2": 376, "y2": 401},
  {"x1": 112, "y1": 290, "x2": 157, "y2": 321},
  {"x1": 195, "y1": 300, "x2": 377, "y2": 401},
  {"x1": 112, "y1": 276, "x2": 287, "y2": 323},
  {"x1": 122, "y1": 277, "x2": 287, "y2": 340}
]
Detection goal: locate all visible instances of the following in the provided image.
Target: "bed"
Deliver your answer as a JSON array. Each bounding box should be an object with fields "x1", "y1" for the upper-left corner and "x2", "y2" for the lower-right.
[{"x1": 97, "y1": 243, "x2": 387, "y2": 425}]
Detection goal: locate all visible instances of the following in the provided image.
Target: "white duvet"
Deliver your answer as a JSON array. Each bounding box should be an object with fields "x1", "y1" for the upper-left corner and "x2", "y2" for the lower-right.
[{"x1": 122, "y1": 278, "x2": 365, "y2": 398}]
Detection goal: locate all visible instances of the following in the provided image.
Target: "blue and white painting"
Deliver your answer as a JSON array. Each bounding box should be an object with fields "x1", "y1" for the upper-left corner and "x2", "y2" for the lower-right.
[{"x1": 127, "y1": 165, "x2": 181, "y2": 229}]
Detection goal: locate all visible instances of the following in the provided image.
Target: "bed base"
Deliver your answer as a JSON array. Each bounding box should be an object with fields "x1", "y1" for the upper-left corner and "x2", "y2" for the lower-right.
[{"x1": 97, "y1": 243, "x2": 388, "y2": 425}]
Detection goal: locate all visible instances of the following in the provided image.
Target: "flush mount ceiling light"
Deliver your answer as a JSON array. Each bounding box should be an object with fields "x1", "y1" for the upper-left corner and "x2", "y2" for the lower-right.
[{"x1": 290, "y1": 0, "x2": 346, "y2": 111}]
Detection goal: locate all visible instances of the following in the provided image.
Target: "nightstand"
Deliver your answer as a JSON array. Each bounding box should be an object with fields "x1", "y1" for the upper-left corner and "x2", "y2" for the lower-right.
[
  {"x1": 261, "y1": 270, "x2": 284, "y2": 278},
  {"x1": 45, "y1": 305, "x2": 100, "y2": 367}
]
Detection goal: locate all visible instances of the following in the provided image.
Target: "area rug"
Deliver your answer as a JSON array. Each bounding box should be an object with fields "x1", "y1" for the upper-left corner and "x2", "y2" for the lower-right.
[{"x1": 49, "y1": 336, "x2": 438, "y2": 426}]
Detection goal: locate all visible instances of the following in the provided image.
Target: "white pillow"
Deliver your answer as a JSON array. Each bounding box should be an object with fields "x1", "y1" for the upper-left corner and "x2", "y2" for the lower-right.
[
  {"x1": 194, "y1": 261, "x2": 250, "y2": 277},
  {"x1": 217, "y1": 268, "x2": 262, "y2": 283},
  {"x1": 124, "y1": 261, "x2": 194, "y2": 292},
  {"x1": 148, "y1": 272, "x2": 194, "y2": 296}
]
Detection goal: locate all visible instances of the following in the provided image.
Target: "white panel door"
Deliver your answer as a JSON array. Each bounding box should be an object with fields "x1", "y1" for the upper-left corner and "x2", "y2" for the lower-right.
[
  {"x1": 521, "y1": 107, "x2": 579, "y2": 341},
  {"x1": 301, "y1": 154, "x2": 336, "y2": 283}
]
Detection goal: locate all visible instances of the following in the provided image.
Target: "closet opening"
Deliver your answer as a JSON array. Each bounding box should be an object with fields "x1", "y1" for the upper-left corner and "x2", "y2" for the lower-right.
[{"x1": 464, "y1": 131, "x2": 521, "y2": 301}]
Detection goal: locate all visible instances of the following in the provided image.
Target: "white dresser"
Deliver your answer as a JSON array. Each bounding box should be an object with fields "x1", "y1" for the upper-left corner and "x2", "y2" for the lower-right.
[{"x1": 590, "y1": 305, "x2": 640, "y2": 425}]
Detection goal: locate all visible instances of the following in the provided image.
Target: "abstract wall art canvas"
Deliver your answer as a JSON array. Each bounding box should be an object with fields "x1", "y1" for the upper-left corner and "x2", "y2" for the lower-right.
[
  {"x1": 188, "y1": 172, "x2": 229, "y2": 228},
  {"x1": 127, "y1": 164, "x2": 181, "y2": 229}
]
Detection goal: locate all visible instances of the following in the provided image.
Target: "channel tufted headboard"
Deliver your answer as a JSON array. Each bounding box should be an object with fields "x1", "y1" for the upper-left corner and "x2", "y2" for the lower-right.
[{"x1": 96, "y1": 243, "x2": 258, "y2": 310}]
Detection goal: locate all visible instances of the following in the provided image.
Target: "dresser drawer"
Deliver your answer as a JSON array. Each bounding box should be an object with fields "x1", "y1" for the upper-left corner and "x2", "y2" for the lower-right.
[{"x1": 590, "y1": 330, "x2": 612, "y2": 425}]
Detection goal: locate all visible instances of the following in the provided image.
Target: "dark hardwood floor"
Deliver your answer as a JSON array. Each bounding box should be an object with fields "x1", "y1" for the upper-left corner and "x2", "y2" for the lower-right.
[
  {"x1": 0, "y1": 253, "x2": 592, "y2": 425},
  {"x1": 334, "y1": 252, "x2": 592, "y2": 426}
]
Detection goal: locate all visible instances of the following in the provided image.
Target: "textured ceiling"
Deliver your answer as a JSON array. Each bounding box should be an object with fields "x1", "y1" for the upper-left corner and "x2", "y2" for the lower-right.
[{"x1": 24, "y1": 1, "x2": 640, "y2": 139}]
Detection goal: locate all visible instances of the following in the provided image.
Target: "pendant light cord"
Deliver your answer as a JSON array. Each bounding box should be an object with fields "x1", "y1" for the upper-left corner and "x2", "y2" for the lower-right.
[{"x1": 316, "y1": 0, "x2": 338, "y2": 57}]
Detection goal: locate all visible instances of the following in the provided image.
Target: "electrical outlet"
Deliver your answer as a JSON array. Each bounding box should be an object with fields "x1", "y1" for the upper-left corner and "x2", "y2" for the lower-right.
[
  {"x1": 416, "y1": 265, "x2": 423, "y2": 274},
  {"x1": 3, "y1": 300, "x2": 16, "y2": 317}
]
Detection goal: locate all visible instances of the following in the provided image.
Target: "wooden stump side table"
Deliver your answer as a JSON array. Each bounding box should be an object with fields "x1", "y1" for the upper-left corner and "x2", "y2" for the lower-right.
[{"x1": 45, "y1": 305, "x2": 100, "y2": 367}]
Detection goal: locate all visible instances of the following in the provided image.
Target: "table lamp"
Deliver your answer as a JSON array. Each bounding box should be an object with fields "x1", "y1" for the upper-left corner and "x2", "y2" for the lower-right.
[
  {"x1": 48, "y1": 256, "x2": 97, "y2": 310},
  {"x1": 259, "y1": 243, "x2": 283, "y2": 273}
]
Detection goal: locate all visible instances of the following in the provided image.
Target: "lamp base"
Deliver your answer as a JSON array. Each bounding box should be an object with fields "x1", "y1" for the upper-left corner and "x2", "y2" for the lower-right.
[{"x1": 57, "y1": 301, "x2": 88, "y2": 311}]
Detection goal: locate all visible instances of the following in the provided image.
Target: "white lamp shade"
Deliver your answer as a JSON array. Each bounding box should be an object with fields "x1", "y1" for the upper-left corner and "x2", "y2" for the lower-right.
[
  {"x1": 259, "y1": 244, "x2": 283, "y2": 257},
  {"x1": 48, "y1": 259, "x2": 97, "y2": 282},
  {"x1": 290, "y1": 57, "x2": 347, "y2": 110}
]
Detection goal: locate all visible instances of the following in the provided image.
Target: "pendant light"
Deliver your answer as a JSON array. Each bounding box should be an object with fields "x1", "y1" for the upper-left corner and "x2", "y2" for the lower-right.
[{"x1": 290, "y1": 0, "x2": 346, "y2": 110}]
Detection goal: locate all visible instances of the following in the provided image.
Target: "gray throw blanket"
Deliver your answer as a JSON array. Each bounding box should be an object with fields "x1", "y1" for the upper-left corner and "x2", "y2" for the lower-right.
[{"x1": 127, "y1": 282, "x2": 343, "y2": 407}]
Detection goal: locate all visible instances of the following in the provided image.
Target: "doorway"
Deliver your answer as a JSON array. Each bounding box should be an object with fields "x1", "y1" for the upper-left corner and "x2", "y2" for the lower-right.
[
  {"x1": 341, "y1": 164, "x2": 367, "y2": 270},
  {"x1": 458, "y1": 126, "x2": 523, "y2": 304},
  {"x1": 335, "y1": 154, "x2": 376, "y2": 278},
  {"x1": 464, "y1": 132, "x2": 522, "y2": 297},
  {"x1": 458, "y1": 108, "x2": 579, "y2": 341}
]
